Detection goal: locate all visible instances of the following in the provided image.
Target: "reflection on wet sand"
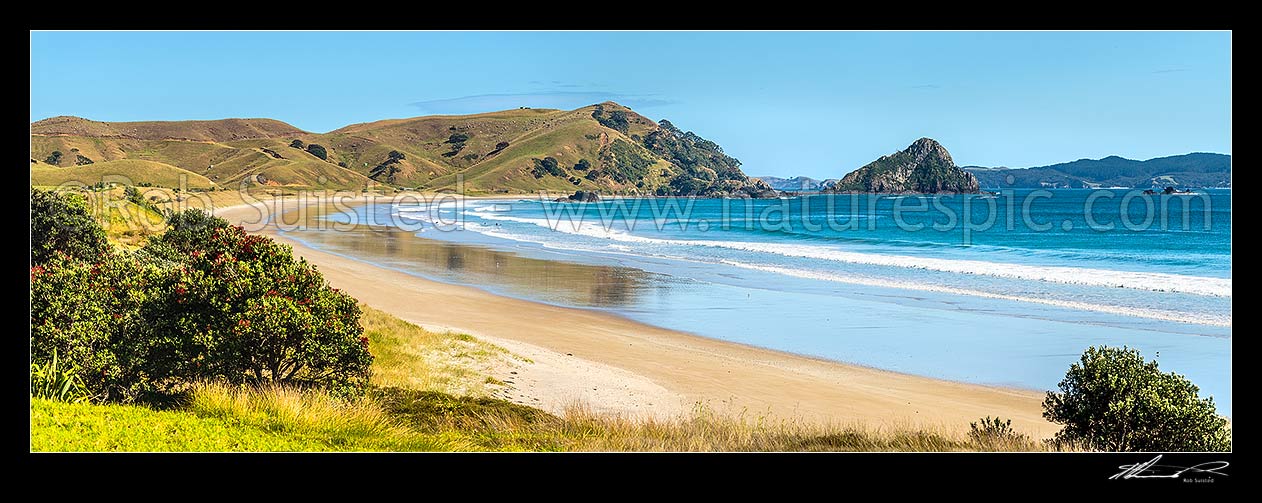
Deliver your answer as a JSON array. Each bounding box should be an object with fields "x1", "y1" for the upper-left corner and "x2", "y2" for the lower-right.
[{"x1": 280, "y1": 208, "x2": 654, "y2": 308}]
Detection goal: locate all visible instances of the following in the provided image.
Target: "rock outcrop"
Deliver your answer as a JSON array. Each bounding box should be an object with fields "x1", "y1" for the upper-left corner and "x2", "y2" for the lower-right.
[{"x1": 827, "y1": 138, "x2": 980, "y2": 194}]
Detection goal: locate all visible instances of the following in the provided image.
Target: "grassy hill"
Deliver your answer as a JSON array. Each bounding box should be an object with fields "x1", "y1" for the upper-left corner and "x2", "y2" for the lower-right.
[
  {"x1": 30, "y1": 103, "x2": 774, "y2": 196},
  {"x1": 31, "y1": 159, "x2": 215, "y2": 189}
]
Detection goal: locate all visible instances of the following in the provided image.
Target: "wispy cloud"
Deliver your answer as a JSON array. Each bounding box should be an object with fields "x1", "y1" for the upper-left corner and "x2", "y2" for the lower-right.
[
  {"x1": 409, "y1": 91, "x2": 678, "y2": 114},
  {"x1": 911, "y1": 84, "x2": 941, "y2": 90},
  {"x1": 1152, "y1": 68, "x2": 1190, "y2": 74}
]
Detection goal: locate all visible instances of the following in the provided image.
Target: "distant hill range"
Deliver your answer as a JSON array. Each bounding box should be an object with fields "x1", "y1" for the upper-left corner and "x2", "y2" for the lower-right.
[
  {"x1": 30, "y1": 102, "x2": 776, "y2": 197},
  {"x1": 752, "y1": 176, "x2": 838, "y2": 192},
  {"x1": 963, "y1": 153, "x2": 1231, "y2": 189},
  {"x1": 825, "y1": 138, "x2": 980, "y2": 194}
]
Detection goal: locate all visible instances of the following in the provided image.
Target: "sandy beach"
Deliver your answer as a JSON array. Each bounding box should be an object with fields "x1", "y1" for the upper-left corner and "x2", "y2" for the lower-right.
[{"x1": 216, "y1": 194, "x2": 1057, "y2": 438}]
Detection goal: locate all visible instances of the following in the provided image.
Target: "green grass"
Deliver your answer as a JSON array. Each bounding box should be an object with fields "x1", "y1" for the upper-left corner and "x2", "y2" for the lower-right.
[
  {"x1": 31, "y1": 159, "x2": 215, "y2": 190},
  {"x1": 31, "y1": 398, "x2": 390, "y2": 452},
  {"x1": 361, "y1": 305, "x2": 511, "y2": 396}
]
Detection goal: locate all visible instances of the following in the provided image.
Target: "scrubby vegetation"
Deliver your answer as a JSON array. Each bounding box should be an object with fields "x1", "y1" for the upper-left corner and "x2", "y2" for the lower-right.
[
  {"x1": 530, "y1": 156, "x2": 566, "y2": 179},
  {"x1": 595, "y1": 140, "x2": 655, "y2": 184},
  {"x1": 369, "y1": 150, "x2": 407, "y2": 183},
  {"x1": 591, "y1": 104, "x2": 629, "y2": 134},
  {"x1": 30, "y1": 189, "x2": 371, "y2": 403},
  {"x1": 305, "y1": 143, "x2": 328, "y2": 160},
  {"x1": 1043, "y1": 346, "x2": 1230, "y2": 451}
]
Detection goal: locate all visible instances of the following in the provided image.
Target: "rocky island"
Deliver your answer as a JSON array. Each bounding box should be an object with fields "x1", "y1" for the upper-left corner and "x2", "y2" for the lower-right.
[{"x1": 826, "y1": 137, "x2": 980, "y2": 194}]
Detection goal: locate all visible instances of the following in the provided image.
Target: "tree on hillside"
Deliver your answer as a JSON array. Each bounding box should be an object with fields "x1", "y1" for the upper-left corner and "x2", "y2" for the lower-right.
[
  {"x1": 289, "y1": 139, "x2": 305, "y2": 149},
  {"x1": 45, "y1": 151, "x2": 63, "y2": 165},
  {"x1": 1043, "y1": 346, "x2": 1230, "y2": 451},
  {"x1": 306, "y1": 143, "x2": 328, "y2": 160}
]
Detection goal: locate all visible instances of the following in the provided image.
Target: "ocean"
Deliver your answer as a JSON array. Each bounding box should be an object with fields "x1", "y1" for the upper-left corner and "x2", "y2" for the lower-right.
[{"x1": 280, "y1": 189, "x2": 1232, "y2": 415}]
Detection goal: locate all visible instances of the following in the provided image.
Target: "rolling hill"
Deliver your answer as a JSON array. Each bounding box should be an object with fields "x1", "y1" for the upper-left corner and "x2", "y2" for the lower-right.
[
  {"x1": 963, "y1": 153, "x2": 1231, "y2": 189},
  {"x1": 30, "y1": 103, "x2": 776, "y2": 196},
  {"x1": 31, "y1": 159, "x2": 215, "y2": 189}
]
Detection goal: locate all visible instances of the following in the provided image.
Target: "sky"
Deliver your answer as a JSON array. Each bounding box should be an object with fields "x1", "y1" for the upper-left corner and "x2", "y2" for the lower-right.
[{"x1": 30, "y1": 31, "x2": 1231, "y2": 179}]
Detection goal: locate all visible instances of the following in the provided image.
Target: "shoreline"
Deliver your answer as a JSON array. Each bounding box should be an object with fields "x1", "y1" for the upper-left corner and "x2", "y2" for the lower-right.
[{"x1": 214, "y1": 194, "x2": 1057, "y2": 438}]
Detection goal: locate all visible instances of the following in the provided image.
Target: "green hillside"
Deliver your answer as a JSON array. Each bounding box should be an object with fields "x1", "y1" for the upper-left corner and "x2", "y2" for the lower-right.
[
  {"x1": 30, "y1": 102, "x2": 775, "y2": 196},
  {"x1": 31, "y1": 159, "x2": 215, "y2": 189}
]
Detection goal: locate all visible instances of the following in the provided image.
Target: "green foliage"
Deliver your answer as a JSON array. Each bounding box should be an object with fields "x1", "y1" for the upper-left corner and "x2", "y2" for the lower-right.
[
  {"x1": 289, "y1": 139, "x2": 305, "y2": 149},
  {"x1": 1043, "y1": 346, "x2": 1231, "y2": 451},
  {"x1": 305, "y1": 143, "x2": 328, "y2": 160},
  {"x1": 31, "y1": 251, "x2": 154, "y2": 401},
  {"x1": 75, "y1": 154, "x2": 95, "y2": 165},
  {"x1": 531, "y1": 157, "x2": 564, "y2": 179},
  {"x1": 591, "y1": 105, "x2": 629, "y2": 134},
  {"x1": 573, "y1": 158, "x2": 591, "y2": 170},
  {"x1": 30, "y1": 188, "x2": 110, "y2": 264},
  {"x1": 598, "y1": 140, "x2": 654, "y2": 183},
  {"x1": 124, "y1": 185, "x2": 162, "y2": 215},
  {"x1": 143, "y1": 212, "x2": 374, "y2": 396},
  {"x1": 370, "y1": 151, "x2": 406, "y2": 183},
  {"x1": 443, "y1": 134, "x2": 469, "y2": 157},
  {"x1": 31, "y1": 350, "x2": 91, "y2": 403},
  {"x1": 45, "y1": 150, "x2": 63, "y2": 165},
  {"x1": 30, "y1": 201, "x2": 374, "y2": 402}
]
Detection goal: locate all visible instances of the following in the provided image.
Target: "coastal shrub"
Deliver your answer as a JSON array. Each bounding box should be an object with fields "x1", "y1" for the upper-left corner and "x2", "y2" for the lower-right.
[
  {"x1": 446, "y1": 133, "x2": 470, "y2": 144},
  {"x1": 1043, "y1": 346, "x2": 1230, "y2": 451},
  {"x1": 143, "y1": 212, "x2": 373, "y2": 396},
  {"x1": 30, "y1": 251, "x2": 156, "y2": 401},
  {"x1": 75, "y1": 154, "x2": 95, "y2": 165},
  {"x1": 574, "y1": 158, "x2": 591, "y2": 170},
  {"x1": 45, "y1": 150, "x2": 63, "y2": 165},
  {"x1": 31, "y1": 188, "x2": 110, "y2": 264},
  {"x1": 968, "y1": 416, "x2": 1031, "y2": 450},
  {"x1": 598, "y1": 140, "x2": 654, "y2": 183},
  {"x1": 289, "y1": 139, "x2": 305, "y2": 149},
  {"x1": 30, "y1": 196, "x2": 374, "y2": 400},
  {"x1": 305, "y1": 143, "x2": 328, "y2": 160},
  {"x1": 591, "y1": 105, "x2": 629, "y2": 134},
  {"x1": 531, "y1": 157, "x2": 564, "y2": 178}
]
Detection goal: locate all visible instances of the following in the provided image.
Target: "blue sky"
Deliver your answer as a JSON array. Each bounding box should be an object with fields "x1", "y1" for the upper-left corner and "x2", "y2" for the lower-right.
[{"x1": 30, "y1": 31, "x2": 1231, "y2": 178}]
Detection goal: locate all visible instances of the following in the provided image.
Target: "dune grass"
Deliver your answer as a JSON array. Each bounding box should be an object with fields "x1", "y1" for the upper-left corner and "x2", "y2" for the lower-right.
[{"x1": 360, "y1": 305, "x2": 513, "y2": 396}]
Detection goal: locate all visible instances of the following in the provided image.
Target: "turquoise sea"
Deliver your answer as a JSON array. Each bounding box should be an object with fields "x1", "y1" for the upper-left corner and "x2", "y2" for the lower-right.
[{"x1": 281, "y1": 189, "x2": 1232, "y2": 415}]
